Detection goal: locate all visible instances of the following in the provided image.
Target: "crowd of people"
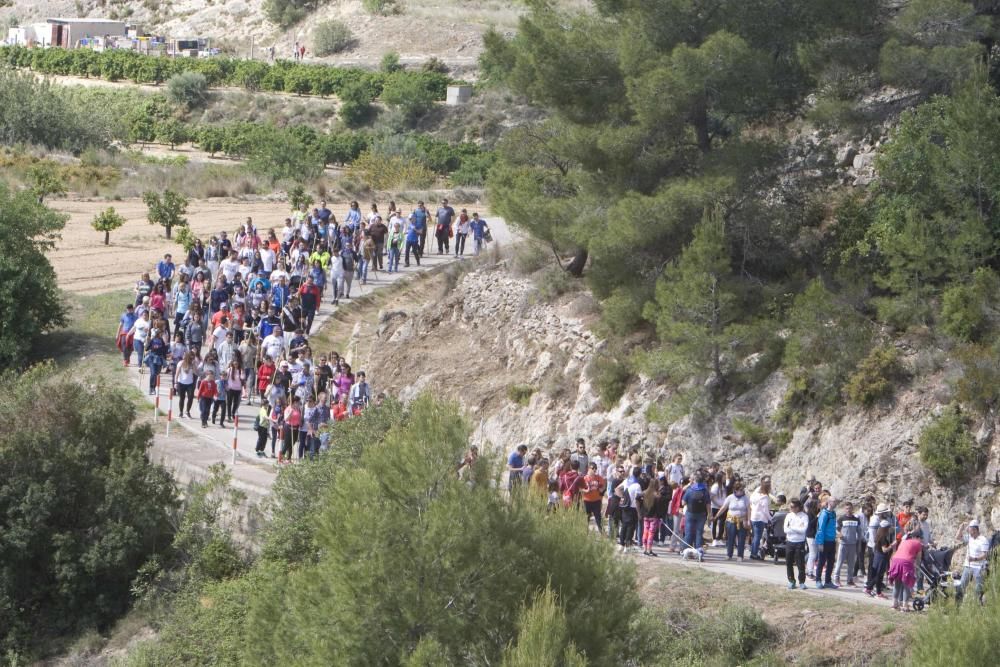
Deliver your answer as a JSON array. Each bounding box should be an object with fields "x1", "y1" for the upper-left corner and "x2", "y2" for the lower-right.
[
  {"x1": 500, "y1": 440, "x2": 994, "y2": 611},
  {"x1": 114, "y1": 198, "x2": 490, "y2": 462}
]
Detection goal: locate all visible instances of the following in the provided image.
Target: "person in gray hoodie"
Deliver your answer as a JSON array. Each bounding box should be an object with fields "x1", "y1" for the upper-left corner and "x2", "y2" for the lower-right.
[{"x1": 833, "y1": 501, "x2": 862, "y2": 586}]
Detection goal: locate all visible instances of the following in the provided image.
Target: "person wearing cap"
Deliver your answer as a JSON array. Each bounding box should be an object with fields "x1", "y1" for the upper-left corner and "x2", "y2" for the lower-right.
[{"x1": 954, "y1": 520, "x2": 990, "y2": 603}]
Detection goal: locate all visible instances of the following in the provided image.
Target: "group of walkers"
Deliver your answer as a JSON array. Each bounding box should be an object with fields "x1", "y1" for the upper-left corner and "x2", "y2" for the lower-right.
[
  {"x1": 114, "y1": 198, "x2": 496, "y2": 461},
  {"x1": 504, "y1": 441, "x2": 994, "y2": 610}
]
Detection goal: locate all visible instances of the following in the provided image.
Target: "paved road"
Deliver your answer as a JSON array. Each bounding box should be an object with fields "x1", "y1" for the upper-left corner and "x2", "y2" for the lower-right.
[
  {"x1": 625, "y1": 542, "x2": 892, "y2": 607},
  {"x1": 130, "y1": 217, "x2": 516, "y2": 473}
]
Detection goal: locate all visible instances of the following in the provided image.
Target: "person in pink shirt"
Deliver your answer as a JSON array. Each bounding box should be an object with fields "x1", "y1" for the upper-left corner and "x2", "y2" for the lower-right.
[{"x1": 888, "y1": 527, "x2": 924, "y2": 611}]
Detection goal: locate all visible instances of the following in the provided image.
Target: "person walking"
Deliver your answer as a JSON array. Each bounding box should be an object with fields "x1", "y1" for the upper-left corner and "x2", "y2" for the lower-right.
[
  {"x1": 749, "y1": 476, "x2": 773, "y2": 560},
  {"x1": 174, "y1": 351, "x2": 197, "y2": 418},
  {"x1": 954, "y1": 520, "x2": 991, "y2": 604},
  {"x1": 196, "y1": 370, "x2": 218, "y2": 428},
  {"x1": 469, "y1": 212, "x2": 490, "y2": 256},
  {"x1": 865, "y1": 514, "x2": 894, "y2": 599},
  {"x1": 404, "y1": 216, "x2": 421, "y2": 267},
  {"x1": 616, "y1": 468, "x2": 641, "y2": 553},
  {"x1": 682, "y1": 472, "x2": 710, "y2": 551},
  {"x1": 784, "y1": 499, "x2": 810, "y2": 588},
  {"x1": 715, "y1": 482, "x2": 750, "y2": 561},
  {"x1": 815, "y1": 497, "x2": 840, "y2": 589},
  {"x1": 833, "y1": 501, "x2": 862, "y2": 587}
]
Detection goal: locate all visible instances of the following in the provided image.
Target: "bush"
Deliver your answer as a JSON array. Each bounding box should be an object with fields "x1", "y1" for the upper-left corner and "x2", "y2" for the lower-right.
[
  {"x1": 918, "y1": 404, "x2": 978, "y2": 483},
  {"x1": 941, "y1": 267, "x2": 1000, "y2": 342},
  {"x1": 908, "y1": 573, "x2": 1000, "y2": 666},
  {"x1": 313, "y1": 20, "x2": 354, "y2": 56},
  {"x1": 362, "y1": 0, "x2": 399, "y2": 15},
  {"x1": 381, "y1": 71, "x2": 441, "y2": 126},
  {"x1": 263, "y1": 0, "x2": 317, "y2": 27},
  {"x1": 953, "y1": 343, "x2": 1000, "y2": 416},
  {"x1": 347, "y1": 149, "x2": 435, "y2": 190},
  {"x1": 338, "y1": 80, "x2": 375, "y2": 127},
  {"x1": 380, "y1": 51, "x2": 403, "y2": 73},
  {"x1": 0, "y1": 367, "x2": 177, "y2": 658},
  {"x1": 507, "y1": 384, "x2": 536, "y2": 406},
  {"x1": 589, "y1": 353, "x2": 633, "y2": 409},
  {"x1": 845, "y1": 345, "x2": 908, "y2": 408},
  {"x1": 166, "y1": 71, "x2": 210, "y2": 110},
  {"x1": 732, "y1": 417, "x2": 770, "y2": 446}
]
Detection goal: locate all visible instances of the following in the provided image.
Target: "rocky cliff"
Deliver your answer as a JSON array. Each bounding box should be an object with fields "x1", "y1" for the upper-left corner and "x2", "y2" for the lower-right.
[{"x1": 370, "y1": 260, "x2": 1000, "y2": 537}]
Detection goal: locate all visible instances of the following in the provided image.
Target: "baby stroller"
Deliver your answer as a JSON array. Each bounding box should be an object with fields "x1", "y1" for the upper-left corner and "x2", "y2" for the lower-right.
[
  {"x1": 912, "y1": 546, "x2": 955, "y2": 611},
  {"x1": 763, "y1": 511, "x2": 789, "y2": 563}
]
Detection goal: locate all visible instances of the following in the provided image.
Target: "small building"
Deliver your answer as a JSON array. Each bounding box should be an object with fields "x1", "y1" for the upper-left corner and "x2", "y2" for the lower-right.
[
  {"x1": 9, "y1": 18, "x2": 128, "y2": 48},
  {"x1": 446, "y1": 84, "x2": 473, "y2": 106}
]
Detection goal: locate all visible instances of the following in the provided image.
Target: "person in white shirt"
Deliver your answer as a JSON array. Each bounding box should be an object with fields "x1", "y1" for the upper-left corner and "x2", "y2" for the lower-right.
[
  {"x1": 784, "y1": 499, "x2": 810, "y2": 588},
  {"x1": 749, "y1": 477, "x2": 773, "y2": 560},
  {"x1": 220, "y1": 252, "x2": 240, "y2": 284},
  {"x1": 128, "y1": 310, "x2": 151, "y2": 364},
  {"x1": 714, "y1": 483, "x2": 750, "y2": 560},
  {"x1": 260, "y1": 245, "x2": 276, "y2": 274},
  {"x1": 667, "y1": 453, "x2": 684, "y2": 486},
  {"x1": 955, "y1": 520, "x2": 991, "y2": 602},
  {"x1": 262, "y1": 328, "x2": 285, "y2": 362}
]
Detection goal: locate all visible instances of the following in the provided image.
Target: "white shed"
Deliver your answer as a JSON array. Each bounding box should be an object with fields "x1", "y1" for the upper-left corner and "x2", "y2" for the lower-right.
[{"x1": 40, "y1": 18, "x2": 128, "y2": 48}]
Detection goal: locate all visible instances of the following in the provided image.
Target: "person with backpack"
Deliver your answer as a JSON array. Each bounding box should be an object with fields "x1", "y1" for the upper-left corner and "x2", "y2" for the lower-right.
[
  {"x1": 605, "y1": 463, "x2": 625, "y2": 541},
  {"x1": 404, "y1": 216, "x2": 421, "y2": 267},
  {"x1": 615, "y1": 467, "x2": 642, "y2": 554},
  {"x1": 144, "y1": 326, "x2": 168, "y2": 395},
  {"x1": 558, "y1": 459, "x2": 585, "y2": 509},
  {"x1": 682, "y1": 472, "x2": 710, "y2": 550},
  {"x1": 638, "y1": 475, "x2": 659, "y2": 557},
  {"x1": 338, "y1": 246, "x2": 356, "y2": 301}
]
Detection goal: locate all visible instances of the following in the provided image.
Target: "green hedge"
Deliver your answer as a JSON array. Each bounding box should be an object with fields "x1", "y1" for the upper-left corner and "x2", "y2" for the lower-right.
[{"x1": 0, "y1": 45, "x2": 450, "y2": 101}]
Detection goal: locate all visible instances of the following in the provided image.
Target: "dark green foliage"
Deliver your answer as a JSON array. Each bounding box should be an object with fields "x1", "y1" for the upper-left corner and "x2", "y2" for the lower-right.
[
  {"x1": 380, "y1": 51, "x2": 403, "y2": 74},
  {"x1": 0, "y1": 367, "x2": 176, "y2": 657},
  {"x1": 0, "y1": 185, "x2": 66, "y2": 365},
  {"x1": 143, "y1": 189, "x2": 189, "y2": 240},
  {"x1": 155, "y1": 118, "x2": 190, "y2": 149},
  {"x1": 941, "y1": 268, "x2": 1000, "y2": 342},
  {"x1": 0, "y1": 66, "x2": 108, "y2": 151},
  {"x1": 953, "y1": 343, "x2": 1000, "y2": 416},
  {"x1": 845, "y1": 345, "x2": 908, "y2": 408},
  {"x1": 507, "y1": 384, "x2": 536, "y2": 406},
  {"x1": 338, "y1": 79, "x2": 376, "y2": 126},
  {"x1": 917, "y1": 404, "x2": 979, "y2": 483},
  {"x1": 782, "y1": 280, "x2": 873, "y2": 412},
  {"x1": 362, "y1": 0, "x2": 398, "y2": 15},
  {"x1": 0, "y1": 45, "x2": 448, "y2": 103},
  {"x1": 263, "y1": 0, "x2": 321, "y2": 27},
  {"x1": 589, "y1": 353, "x2": 633, "y2": 409},
  {"x1": 908, "y1": 572, "x2": 1000, "y2": 666},
  {"x1": 381, "y1": 71, "x2": 441, "y2": 125},
  {"x1": 166, "y1": 71, "x2": 210, "y2": 110},
  {"x1": 313, "y1": 19, "x2": 354, "y2": 56}
]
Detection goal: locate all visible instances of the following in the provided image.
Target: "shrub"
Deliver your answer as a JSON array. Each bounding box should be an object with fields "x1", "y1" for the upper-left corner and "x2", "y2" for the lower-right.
[
  {"x1": 589, "y1": 353, "x2": 633, "y2": 409},
  {"x1": 918, "y1": 404, "x2": 978, "y2": 483},
  {"x1": 0, "y1": 66, "x2": 107, "y2": 152},
  {"x1": 845, "y1": 345, "x2": 909, "y2": 408},
  {"x1": 908, "y1": 573, "x2": 1000, "y2": 666},
  {"x1": 338, "y1": 80, "x2": 375, "y2": 127},
  {"x1": 941, "y1": 267, "x2": 1000, "y2": 342},
  {"x1": 362, "y1": 0, "x2": 399, "y2": 15},
  {"x1": 534, "y1": 266, "x2": 582, "y2": 303},
  {"x1": 380, "y1": 51, "x2": 403, "y2": 73},
  {"x1": 155, "y1": 118, "x2": 190, "y2": 148},
  {"x1": 422, "y1": 56, "x2": 449, "y2": 74},
  {"x1": 953, "y1": 343, "x2": 1000, "y2": 415},
  {"x1": 507, "y1": 384, "x2": 536, "y2": 406},
  {"x1": 381, "y1": 71, "x2": 441, "y2": 126},
  {"x1": 347, "y1": 149, "x2": 435, "y2": 190},
  {"x1": 166, "y1": 71, "x2": 210, "y2": 110},
  {"x1": 313, "y1": 19, "x2": 354, "y2": 56},
  {"x1": 732, "y1": 417, "x2": 770, "y2": 446},
  {"x1": 263, "y1": 0, "x2": 317, "y2": 27}
]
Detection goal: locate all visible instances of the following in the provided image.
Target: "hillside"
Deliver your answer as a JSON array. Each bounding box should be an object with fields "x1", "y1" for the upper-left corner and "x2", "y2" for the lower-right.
[{"x1": 0, "y1": 0, "x2": 589, "y2": 75}]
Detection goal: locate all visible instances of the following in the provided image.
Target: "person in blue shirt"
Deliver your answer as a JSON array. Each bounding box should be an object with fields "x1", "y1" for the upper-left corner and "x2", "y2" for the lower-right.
[
  {"x1": 317, "y1": 200, "x2": 332, "y2": 225},
  {"x1": 815, "y1": 498, "x2": 840, "y2": 589},
  {"x1": 156, "y1": 253, "x2": 175, "y2": 287},
  {"x1": 410, "y1": 201, "x2": 429, "y2": 254},
  {"x1": 507, "y1": 444, "x2": 528, "y2": 490},
  {"x1": 270, "y1": 277, "x2": 290, "y2": 311},
  {"x1": 404, "y1": 217, "x2": 421, "y2": 267},
  {"x1": 117, "y1": 304, "x2": 137, "y2": 366},
  {"x1": 344, "y1": 201, "x2": 362, "y2": 230},
  {"x1": 469, "y1": 213, "x2": 490, "y2": 256},
  {"x1": 434, "y1": 198, "x2": 455, "y2": 255}
]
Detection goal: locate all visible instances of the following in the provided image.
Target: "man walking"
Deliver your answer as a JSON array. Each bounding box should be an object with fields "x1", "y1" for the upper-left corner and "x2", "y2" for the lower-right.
[
  {"x1": 435, "y1": 198, "x2": 455, "y2": 254},
  {"x1": 815, "y1": 497, "x2": 840, "y2": 589}
]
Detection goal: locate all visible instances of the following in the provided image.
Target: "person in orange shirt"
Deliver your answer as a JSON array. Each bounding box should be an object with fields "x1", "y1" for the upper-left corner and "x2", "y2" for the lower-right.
[
  {"x1": 332, "y1": 394, "x2": 350, "y2": 421},
  {"x1": 582, "y1": 462, "x2": 607, "y2": 531},
  {"x1": 196, "y1": 371, "x2": 218, "y2": 428},
  {"x1": 896, "y1": 499, "x2": 915, "y2": 542},
  {"x1": 531, "y1": 459, "x2": 549, "y2": 495}
]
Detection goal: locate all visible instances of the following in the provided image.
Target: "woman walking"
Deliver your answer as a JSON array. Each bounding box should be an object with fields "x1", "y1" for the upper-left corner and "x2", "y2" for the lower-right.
[
  {"x1": 715, "y1": 482, "x2": 750, "y2": 561},
  {"x1": 174, "y1": 351, "x2": 197, "y2": 418},
  {"x1": 224, "y1": 359, "x2": 243, "y2": 427},
  {"x1": 280, "y1": 396, "x2": 302, "y2": 464}
]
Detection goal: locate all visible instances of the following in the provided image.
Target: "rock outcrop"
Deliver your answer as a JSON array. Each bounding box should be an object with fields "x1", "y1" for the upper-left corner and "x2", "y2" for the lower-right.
[{"x1": 371, "y1": 262, "x2": 1000, "y2": 534}]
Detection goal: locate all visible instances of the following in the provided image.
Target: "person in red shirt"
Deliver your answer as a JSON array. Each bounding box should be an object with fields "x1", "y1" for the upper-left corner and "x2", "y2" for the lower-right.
[
  {"x1": 332, "y1": 394, "x2": 350, "y2": 421},
  {"x1": 257, "y1": 356, "x2": 276, "y2": 397},
  {"x1": 582, "y1": 462, "x2": 607, "y2": 531},
  {"x1": 896, "y1": 499, "x2": 915, "y2": 542},
  {"x1": 558, "y1": 460, "x2": 586, "y2": 509},
  {"x1": 298, "y1": 277, "x2": 321, "y2": 333},
  {"x1": 196, "y1": 371, "x2": 218, "y2": 427}
]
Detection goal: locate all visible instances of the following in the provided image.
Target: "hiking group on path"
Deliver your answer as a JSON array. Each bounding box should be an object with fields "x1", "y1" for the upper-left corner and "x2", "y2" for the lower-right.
[
  {"x1": 115, "y1": 197, "x2": 490, "y2": 463},
  {"x1": 498, "y1": 442, "x2": 994, "y2": 611}
]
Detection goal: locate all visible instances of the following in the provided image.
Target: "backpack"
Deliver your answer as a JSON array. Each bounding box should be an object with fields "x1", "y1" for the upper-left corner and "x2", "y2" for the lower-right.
[
  {"x1": 618, "y1": 485, "x2": 632, "y2": 509},
  {"x1": 342, "y1": 252, "x2": 355, "y2": 272},
  {"x1": 687, "y1": 486, "x2": 709, "y2": 514}
]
